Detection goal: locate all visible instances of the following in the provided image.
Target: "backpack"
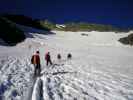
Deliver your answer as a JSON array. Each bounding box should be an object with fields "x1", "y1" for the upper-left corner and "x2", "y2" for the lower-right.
[{"x1": 31, "y1": 55, "x2": 34, "y2": 64}]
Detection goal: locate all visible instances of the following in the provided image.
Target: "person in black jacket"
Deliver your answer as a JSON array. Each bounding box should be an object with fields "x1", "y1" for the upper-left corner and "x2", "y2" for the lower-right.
[
  {"x1": 57, "y1": 53, "x2": 61, "y2": 60},
  {"x1": 67, "y1": 53, "x2": 72, "y2": 59}
]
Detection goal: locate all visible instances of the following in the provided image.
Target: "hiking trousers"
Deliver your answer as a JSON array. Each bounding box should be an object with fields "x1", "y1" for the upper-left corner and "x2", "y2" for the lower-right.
[{"x1": 34, "y1": 64, "x2": 41, "y2": 76}]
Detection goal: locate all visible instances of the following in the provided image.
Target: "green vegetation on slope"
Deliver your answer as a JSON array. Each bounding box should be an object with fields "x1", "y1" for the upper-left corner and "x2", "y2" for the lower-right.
[
  {"x1": 63, "y1": 22, "x2": 120, "y2": 32},
  {"x1": 39, "y1": 20, "x2": 57, "y2": 30},
  {"x1": 39, "y1": 21, "x2": 127, "y2": 32}
]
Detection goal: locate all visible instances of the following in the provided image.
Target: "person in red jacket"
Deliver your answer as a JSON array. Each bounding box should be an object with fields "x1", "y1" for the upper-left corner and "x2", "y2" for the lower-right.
[
  {"x1": 31, "y1": 51, "x2": 41, "y2": 76},
  {"x1": 45, "y1": 52, "x2": 52, "y2": 66}
]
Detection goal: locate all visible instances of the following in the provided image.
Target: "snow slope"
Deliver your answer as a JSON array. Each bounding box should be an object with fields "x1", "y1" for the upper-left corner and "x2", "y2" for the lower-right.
[{"x1": 0, "y1": 31, "x2": 133, "y2": 100}]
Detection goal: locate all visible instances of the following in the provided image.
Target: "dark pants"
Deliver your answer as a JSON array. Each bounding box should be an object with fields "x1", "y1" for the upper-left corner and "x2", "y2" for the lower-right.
[
  {"x1": 34, "y1": 63, "x2": 41, "y2": 76},
  {"x1": 46, "y1": 59, "x2": 52, "y2": 66}
]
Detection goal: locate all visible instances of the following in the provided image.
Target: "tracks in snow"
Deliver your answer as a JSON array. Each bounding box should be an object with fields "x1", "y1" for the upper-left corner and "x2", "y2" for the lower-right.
[
  {"x1": 0, "y1": 57, "x2": 34, "y2": 100},
  {"x1": 0, "y1": 57, "x2": 133, "y2": 100},
  {"x1": 31, "y1": 61, "x2": 133, "y2": 100}
]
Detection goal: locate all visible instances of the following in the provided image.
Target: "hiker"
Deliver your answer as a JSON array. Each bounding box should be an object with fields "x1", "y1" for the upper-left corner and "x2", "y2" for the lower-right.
[
  {"x1": 67, "y1": 53, "x2": 72, "y2": 59},
  {"x1": 45, "y1": 52, "x2": 52, "y2": 66},
  {"x1": 31, "y1": 51, "x2": 41, "y2": 76},
  {"x1": 57, "y1": 53, "x2": 61, "y2": 60}
]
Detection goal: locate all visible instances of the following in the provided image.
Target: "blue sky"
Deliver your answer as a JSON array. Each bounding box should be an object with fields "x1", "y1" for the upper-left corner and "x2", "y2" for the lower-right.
[{"x1": 0, "y1": 0, "x2": 133, "y2": 28}]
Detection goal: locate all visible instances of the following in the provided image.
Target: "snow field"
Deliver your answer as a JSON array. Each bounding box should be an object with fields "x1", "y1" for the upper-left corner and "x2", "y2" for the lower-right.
[{"x1": 0, "y1": 31, "x2": 133, "y2": 100}]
